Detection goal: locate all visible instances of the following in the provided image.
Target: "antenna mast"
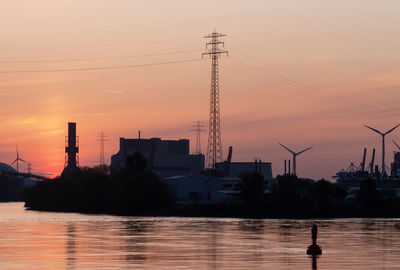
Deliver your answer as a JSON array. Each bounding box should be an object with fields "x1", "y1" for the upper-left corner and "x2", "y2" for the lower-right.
[
  {"x1": 202, "y1": 31, "x2": 228, "y2": 169},
  {"x1": 190, "y1": 121, "x2": 206, "y2": 155}
]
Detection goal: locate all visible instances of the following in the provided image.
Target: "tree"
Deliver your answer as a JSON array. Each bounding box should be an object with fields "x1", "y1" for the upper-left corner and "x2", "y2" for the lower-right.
[
  {"x1": 356, "y1": 178, "x2": 384, "y2": 212},
  {"x1": 238, "y1": 171, "x2": 266, "y2": 203},
  {"x1": 124, "y1": 152, "x2": 147, "y2": 175}
]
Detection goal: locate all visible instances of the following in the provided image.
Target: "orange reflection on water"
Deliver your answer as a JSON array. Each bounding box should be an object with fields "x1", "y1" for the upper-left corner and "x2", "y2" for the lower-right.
[{"x1": 1, "y1": 203, "x2": 400, "y2": 269}]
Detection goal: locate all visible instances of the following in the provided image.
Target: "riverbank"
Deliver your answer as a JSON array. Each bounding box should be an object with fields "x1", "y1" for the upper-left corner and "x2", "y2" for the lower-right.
[
  {"x1": 24, "y1": 165, "x2": 400, "y2": 219},
  {"x1": 24, "y1": 200, "x2": 400, "y2": 219}
]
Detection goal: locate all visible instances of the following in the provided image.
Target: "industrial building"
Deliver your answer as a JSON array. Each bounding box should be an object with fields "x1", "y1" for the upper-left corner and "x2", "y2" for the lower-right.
[
  {"x1": 111, "y1": 137, "x2": 205, "y2": 178},
  {"x1": 163, "y1": 175, "x2": 241, "y2": 204},
  {"x1": 215, "y1": 161, "x2": 273, "y2": 180}
]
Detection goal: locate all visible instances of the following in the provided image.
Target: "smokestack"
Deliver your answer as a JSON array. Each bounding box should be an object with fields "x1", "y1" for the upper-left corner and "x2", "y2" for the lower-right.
[
  {"x1": 284, "y1": 160, "x2": 287, "y2": 175},
  {"x1": 66, "y1": 122, "x2": 78, "y2": 167},
  {"x1": 288, "y1": 160, "x2": 291, "y2": 175},
  {"x1": 62, "y1": 122, "x2": 79, "y2": 177}
]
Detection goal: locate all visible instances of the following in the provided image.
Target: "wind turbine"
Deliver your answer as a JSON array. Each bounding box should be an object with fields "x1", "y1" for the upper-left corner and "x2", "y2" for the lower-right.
[
  {"x1": 364, "y1": 124, "x2": 400, "y2": 179},
  {"x1": 10, "y1": 145, "x2": 28, "y2": 173},
  {"x1": 393, "y1": 140, "x2": 400, "y2": 151},
  {"x1": 279, "y1": 143, "x2": 313, "y2": 176}
]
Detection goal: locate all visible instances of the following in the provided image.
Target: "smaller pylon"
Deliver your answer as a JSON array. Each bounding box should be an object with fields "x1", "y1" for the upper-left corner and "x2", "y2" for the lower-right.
[
  {"x1": 97, "y1": 132, "x2": 109, "y2": 166},
  {"x1": 190, "y1": 121, "x2": 206, "y2": 155}
]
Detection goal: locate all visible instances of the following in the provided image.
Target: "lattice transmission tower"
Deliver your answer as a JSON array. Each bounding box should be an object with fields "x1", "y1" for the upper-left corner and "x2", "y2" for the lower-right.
[
  {"x1": 202, "y1": 31, "x2": 228, "y2": 169},
  {"x1": 190, "y1": 121, "x2": 206, "y2": 155},
  {"x1": 97, "y1": 132, "x2": 108, "y2": 166}
]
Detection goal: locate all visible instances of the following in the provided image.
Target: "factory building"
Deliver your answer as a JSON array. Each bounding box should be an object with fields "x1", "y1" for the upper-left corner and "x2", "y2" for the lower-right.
[{"x1": 111, "y1": 137, "x2": 205, "y2": 178}]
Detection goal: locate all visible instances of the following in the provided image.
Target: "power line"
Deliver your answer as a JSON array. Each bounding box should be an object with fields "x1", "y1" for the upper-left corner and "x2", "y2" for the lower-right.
[
  {"x1": 231, "y1": 51, "x2": 389, "y2": 112},
  {"x1": 0, "y1": 58, "x2": 202, "y2": 73},
  {"x1": 0, "y1": 36, "x2": 202, "y2": 49},
  {"x1": 228, "y1": 57, "x2": 386, "y2": 114},
  {"x1": 0, "y1": 49, "x2": 201, "y2": 64}
]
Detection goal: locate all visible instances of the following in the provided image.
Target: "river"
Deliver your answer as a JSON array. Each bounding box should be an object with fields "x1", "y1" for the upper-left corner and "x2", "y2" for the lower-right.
[{"x1": 0, "y1": 202, "x2": 399, "y2": 269}]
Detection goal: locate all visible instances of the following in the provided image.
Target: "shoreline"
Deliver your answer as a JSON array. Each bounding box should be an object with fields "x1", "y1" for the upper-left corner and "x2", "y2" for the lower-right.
[{"x1": 23, "y1": 203, "x2": 400, "y2": 220}]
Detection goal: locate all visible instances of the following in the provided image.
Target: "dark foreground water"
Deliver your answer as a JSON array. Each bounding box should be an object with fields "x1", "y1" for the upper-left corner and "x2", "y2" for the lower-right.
[{"x1": 0, "y1": 203, "x2": 400, "y2": 269}]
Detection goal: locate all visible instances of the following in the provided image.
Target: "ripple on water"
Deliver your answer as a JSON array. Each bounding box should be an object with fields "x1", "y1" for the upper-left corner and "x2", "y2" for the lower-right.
[{"x1": 1, "y1": 203, "x2": 400, "y2": 269}]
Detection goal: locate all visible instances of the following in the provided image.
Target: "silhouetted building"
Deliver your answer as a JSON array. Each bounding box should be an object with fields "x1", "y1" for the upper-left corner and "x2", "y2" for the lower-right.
[
  {"x1": 391, "y1": 152, "x2": 400, "y2": 179},
  {"x1": 215, "y1": 161, "x2": 273, "y2": 180},
  {"x1": 111, "y1": 137, "x2": 204, "y2": 178},
  {"x1": 163, "y1": 175, "x2": 239, "y2": 204}
]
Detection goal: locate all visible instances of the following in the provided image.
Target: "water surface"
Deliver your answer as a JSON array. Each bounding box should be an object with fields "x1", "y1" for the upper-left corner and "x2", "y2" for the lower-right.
[{"x1": 0, "y1": 202, "x2": 399, "y2": 269}]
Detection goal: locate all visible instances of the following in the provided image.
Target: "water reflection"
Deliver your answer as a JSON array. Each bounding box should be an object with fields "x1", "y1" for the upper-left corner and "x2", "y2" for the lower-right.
[
  {"x1": 122, "y1": 221, "x2": 149, "y2": 264},
  {"x1": 208, "y1": 221, "x2": 217, "y2": 270},
  {"x1": 238, "y1": 219, "x2": 264, "y2": 233},
  {"x1": 66, "y1": 223, "x2": 76, "y2": 269},
  {"x1": 0, "y1": 203, "x2": 400, "y2": 269},
  {"x1": 310, "y1": 255, "x2": 319, "y2": 270}
]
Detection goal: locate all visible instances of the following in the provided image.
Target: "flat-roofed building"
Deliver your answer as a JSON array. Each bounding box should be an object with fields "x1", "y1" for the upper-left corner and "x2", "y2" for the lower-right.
[{"x1": 111, "y1": 137, "x2": 204, "y2": 178}]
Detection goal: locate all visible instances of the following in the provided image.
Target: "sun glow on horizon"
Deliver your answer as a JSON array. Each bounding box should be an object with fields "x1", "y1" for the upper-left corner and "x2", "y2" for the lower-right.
[{"x1": 1, "y1": 1, "x2": 400, "y2": 179}]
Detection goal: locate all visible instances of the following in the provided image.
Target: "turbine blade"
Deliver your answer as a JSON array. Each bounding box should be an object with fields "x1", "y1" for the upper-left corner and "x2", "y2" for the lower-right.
[
  {"x1": 385, "y1": 124, "x2": 400, "y2": 135},
  {"x1": 393, "y1": 140, "x2": 400, "y2": 150},
  {"x1": 297, "y1": 146, "x2": 313, "y2": 155},
  {"x1": 364, "y1": 125, "x2": 383, "y2": 135},
  {"x1": 279, "y1": 143, "x2": 295, "y2": 154},
  {"x1": 18, "y1": 158, "x2": 28, "y2": 163},
  {"x1": 10, "y1": 159, "x2": 17, "y2": 165}
]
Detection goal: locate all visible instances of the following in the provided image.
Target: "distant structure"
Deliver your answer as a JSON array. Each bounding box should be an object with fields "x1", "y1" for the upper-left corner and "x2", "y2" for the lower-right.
[
  {"x1": 190, "y1": 121, "x2": 206, "y2": 155},
  {"x1": 10, "y1": 145, "x2": 28, "y2": 173},
  {"x1": 279, "y1": 143, "x2": 313, "y2": 176},
  {"x1": 27, "y1": 163, "x2": 32, "y2": 174},
  {"x1": 364, "y1": 124, "x2": 400, "y2": 179},
  {"x1": 62, "y1": 122, "x2": 79, "y2": 176},
  {"x1": 391, "y1": 140, "x2": 400, "y2": 179},
  {"x1": 333, "y1": 148, "x2": 371, "y2": 181},
  {"x1": 97, "y1": 132, "x2": 108, "y2": 166},
  {"x1": 215, "y1": 160, "x2": 273, "y2": 180},
  {"x1": 202, "y1": 31, "x2": 228, "y2": 169},
  {"x1": 110, "y1": 137, "x2": 205, "y2": 178}
]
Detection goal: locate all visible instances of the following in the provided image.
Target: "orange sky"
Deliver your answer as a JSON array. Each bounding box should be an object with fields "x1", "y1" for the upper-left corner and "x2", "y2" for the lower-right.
[{"x1": 1, "y1": 0, "x2": 400, "y2": 179}]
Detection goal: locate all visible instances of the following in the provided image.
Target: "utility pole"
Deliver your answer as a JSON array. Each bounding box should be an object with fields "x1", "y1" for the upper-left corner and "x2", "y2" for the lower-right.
[
  {"x1": 190, "y1": 121, "x2": 206, "y2": 155},
  {"x1": 97, "y1": 132, "x2": 108, "y2": 167},
  {"x1": 202, "y1": 31, "x2": 228, "y2": 169}
]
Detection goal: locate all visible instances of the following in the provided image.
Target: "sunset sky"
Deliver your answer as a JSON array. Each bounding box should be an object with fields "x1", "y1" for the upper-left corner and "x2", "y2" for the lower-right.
[{"x1": 1, "y1": 0, "x2": 400, "y2": 179}]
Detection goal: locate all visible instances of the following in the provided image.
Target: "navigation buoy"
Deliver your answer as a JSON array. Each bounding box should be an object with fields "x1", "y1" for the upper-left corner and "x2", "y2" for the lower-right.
[{"x1": 307, "y1": 223, "x2": 322, "y2": 255}]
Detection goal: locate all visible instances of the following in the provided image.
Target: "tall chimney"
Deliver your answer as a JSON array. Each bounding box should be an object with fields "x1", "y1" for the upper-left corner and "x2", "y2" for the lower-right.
[
  {"x1": 66, "y1": 122, "x2": 78, "y2": 167},
  {"x1": 62, "y1": 122, "x2": 79, "y2": 177}
]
